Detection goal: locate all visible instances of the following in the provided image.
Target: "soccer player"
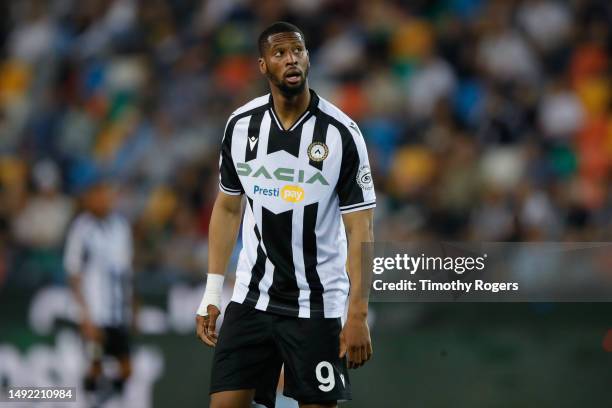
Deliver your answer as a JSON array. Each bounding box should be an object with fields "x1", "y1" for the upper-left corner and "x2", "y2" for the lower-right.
[
  {"x1": 196, "y1": 21, "x2": 375, "y2": 408},
  {"x1": 64, "y1": 176, "x2": 134, "y2": 406}
]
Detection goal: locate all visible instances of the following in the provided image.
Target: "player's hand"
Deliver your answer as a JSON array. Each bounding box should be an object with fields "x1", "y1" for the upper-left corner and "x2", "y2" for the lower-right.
[
  {"x1": 339, "y1": 316, "x2": 372, "y2": 369},
  {"x1": 196, "y1": 305, "x2": 221, "y2": 347},
  {"x1": 81, "y1": 318, "x2": 102, "y2": 342}
]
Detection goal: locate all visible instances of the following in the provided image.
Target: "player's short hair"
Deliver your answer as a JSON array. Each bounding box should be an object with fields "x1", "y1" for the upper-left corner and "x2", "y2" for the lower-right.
[{"x1": 258, "y1": 21, "x2": 305, "y2": 56}]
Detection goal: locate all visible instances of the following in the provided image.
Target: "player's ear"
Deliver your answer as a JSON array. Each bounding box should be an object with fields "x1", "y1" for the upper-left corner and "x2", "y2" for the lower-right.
[{"x1": 258, "y1": 57, "x2": 267, "y2": 75}]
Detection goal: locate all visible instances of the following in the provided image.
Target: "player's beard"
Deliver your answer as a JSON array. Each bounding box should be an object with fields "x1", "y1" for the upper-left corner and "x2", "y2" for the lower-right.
[{"x1": 268, "y1": 65, "x2": 309, "y2": 97}]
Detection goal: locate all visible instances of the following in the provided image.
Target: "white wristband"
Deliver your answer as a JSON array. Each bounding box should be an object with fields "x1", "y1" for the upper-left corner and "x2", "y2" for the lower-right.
[{"x1": 197, "y1": 274, "x2": 225, "y2": 316}]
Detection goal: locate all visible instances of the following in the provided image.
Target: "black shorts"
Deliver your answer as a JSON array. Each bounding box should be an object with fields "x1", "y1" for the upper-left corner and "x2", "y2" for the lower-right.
[
  {"x1": 210, "y1": 302, "x2": 351, "y2": 407},
  {"x1": 102, "y1": 326, "x2": 131, "y2": 358}
]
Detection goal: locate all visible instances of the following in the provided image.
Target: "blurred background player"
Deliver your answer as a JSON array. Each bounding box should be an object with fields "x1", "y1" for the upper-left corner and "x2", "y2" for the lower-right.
[{"x1": 63, "y1": 174, "x2": 134, "y2": 407}]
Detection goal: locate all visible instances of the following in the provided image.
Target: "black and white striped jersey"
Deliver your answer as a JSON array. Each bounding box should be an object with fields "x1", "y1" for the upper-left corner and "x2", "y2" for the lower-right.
[
  {"x1": 219, "y1": 89, "x2": 376, "y2": 318},
  {"x1": 64, "y1": 212, "x2": 133, "y2": 327}
]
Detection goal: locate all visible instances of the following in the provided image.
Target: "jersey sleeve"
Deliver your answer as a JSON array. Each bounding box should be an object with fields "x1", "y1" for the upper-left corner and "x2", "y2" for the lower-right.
[
  {"x1": 219, "y1": 116, "x2": 244, "y2": 195},
  {"x1": 63, "y1": 218, "x2": 86, "y2": 276},
  {"x1": 337, "y1": 122, "x2": 376, "y2": 214}
]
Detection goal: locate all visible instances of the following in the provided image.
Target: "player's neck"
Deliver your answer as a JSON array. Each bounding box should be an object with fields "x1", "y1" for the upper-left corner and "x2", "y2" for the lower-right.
[
  {"x1": 270, "y1": 85, "x2": 310, "y2": 130},
  {"x1": 87, "y1": 209, "x2": 111, "y2": 220}
]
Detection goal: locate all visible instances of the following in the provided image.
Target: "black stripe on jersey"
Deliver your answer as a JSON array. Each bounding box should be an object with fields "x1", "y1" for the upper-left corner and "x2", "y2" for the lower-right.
[
  {"x1": 309, "y1": 113, "x2": 329, "y2": 170},
  {"x1": 82, "y1": 244, "x2": 91, "y2": 268},
  {"x1": 267, "y1": 122, "x2": 301, "y2": 157},
  {"x1": 245, "y1": 110, "x2": 264, "y2": 162},
  {"x1": 325, "y1": 116, "x2": 366, "y2": 207},
  {"x1": 110, "y1": 269, "x2": 117, "y2": 325},
  {"x1": 262, "y1": 207, "x2": 300, "y2": 316},
  {"x1": 220, "y1": 105, "x2": 269, "y2": 192},
  {"x1": 303, "y1": 203, "x2": 324, "y2": 318},
  {"x1": 121, "y1": 273, "x2": 132, "y2": 325},
  {"x1": 243, "y1": 197, "x2": 268, "y2": 307}
]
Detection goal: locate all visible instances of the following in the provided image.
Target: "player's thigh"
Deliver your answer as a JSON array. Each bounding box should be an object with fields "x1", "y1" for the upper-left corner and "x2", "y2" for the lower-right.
[
  {"x1": 116, "y1": 354, "x2": 132, "y2": 377},
  {"x1": 276, "y1": 317, "x2": 350, "y2": 405},
  {"x1": 210, "y1": 302, "x2": 282, "y2": 402},
  {"x1": 210, "y1": 389, "x2": 255, "y2": 408}
]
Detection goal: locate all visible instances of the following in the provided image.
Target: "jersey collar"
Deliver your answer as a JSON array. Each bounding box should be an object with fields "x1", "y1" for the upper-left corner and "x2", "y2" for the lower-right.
[{"x1": 268, "y1": 89, "x2": 319, "y2": 132}]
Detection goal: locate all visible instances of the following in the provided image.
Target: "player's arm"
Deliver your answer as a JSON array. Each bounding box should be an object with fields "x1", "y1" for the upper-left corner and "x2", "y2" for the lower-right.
[
  {"x1": 68, "y1": 274, "x2": 100, "y2": 340},
  {"x1": 196, "y1": 191, "x2": 243, "y2": 347},
  {"x1": 126, "y1": 223, "x2": 139, "y2": 333},
  {"x1": 335, "y1": 120, "x2": 376, "y2": 368},
  {"x1": 340, "y1": 208, "x2": 374, "y2": 369},
  {"x1": 69, "y1": 274, "x2": 86, "y2": 318}
]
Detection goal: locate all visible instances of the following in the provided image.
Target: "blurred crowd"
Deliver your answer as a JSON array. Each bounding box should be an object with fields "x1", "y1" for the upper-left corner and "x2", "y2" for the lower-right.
[{"x1": 0, "y1": 0, "x2": 610, "y2": 289}]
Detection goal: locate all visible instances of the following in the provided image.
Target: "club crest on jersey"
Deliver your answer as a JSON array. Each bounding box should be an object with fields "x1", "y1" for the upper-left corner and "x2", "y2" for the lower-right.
[
  {"x1": 307, "y1": 142, "x2": 329, "y2": 162},
  {"x1": 356, "y1": 165, "x2": 373, "y2": 191}
]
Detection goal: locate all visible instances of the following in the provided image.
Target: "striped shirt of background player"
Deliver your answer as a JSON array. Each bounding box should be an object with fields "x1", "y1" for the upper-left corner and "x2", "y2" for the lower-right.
[
  {"x1": 218, "y1": 91, "x2": 375, "y2": 318},
  {"x1": 64, "y1": 213, "x2": 133, "y2": 327}
]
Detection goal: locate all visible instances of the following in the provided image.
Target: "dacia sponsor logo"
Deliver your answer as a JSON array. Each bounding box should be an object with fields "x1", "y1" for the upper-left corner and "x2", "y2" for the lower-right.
[
  {"x1": 253, "y1": 185, "x2": 305, "y2": 203},
  {"x1": 237, "y1": 163, "x2": 329, "y2": 185}
]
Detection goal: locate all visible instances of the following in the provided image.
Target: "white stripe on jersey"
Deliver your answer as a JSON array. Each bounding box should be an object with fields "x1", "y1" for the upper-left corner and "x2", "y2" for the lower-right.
[
  {"x1": 232, "y1": 202, "x2": 254, "y2": 305},
  {"x1": 232, "y1": 116, "x2": 249, "y2": 163}
]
